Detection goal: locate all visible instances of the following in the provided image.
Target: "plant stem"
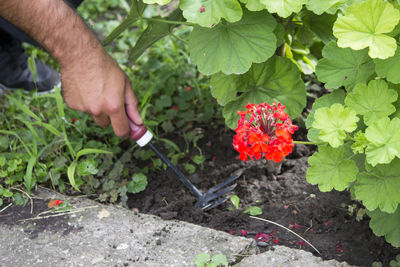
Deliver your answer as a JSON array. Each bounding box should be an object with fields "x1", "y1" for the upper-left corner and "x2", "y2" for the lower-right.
[
  {"x1": 144, "y1": 17, "x2": 195, "y2": 26},
  {"x1": 293, "y1": 140, "x2": 323, "y2": 145}
]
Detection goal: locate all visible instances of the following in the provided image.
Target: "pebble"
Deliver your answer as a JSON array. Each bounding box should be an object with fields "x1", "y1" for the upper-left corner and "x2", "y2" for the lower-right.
[
  {"x1": 256, "y1": 241, "x2": 269, "y2": 247},
  {"x1": 116, "y1": 243, "x2": 129, "y2": 250}
]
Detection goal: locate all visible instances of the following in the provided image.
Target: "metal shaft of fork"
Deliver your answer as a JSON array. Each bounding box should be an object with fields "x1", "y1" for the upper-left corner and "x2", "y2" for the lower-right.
[{"x1": 147, "y1": 142, "x2": 203, "y2": 198}]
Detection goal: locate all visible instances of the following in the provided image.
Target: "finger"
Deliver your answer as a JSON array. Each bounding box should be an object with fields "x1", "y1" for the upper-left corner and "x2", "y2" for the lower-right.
[
  {"x1": 108, "y1": 80, "x2": 130, "y2": 137},
  {"x1": 108, "y1": 104, "x2": 130, "y2": 137},
  {"x1": 124, "y1": 78, "x2": 143, "y2": 125},
  {"x1": 93, "y1": 114, "x2": 110, "y2": 129}
]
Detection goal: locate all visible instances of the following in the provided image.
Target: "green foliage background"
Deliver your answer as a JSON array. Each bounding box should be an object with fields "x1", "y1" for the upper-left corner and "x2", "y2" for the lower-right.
[{"x1": 2, "y1": 0, "x2": 400, "y2": 249}]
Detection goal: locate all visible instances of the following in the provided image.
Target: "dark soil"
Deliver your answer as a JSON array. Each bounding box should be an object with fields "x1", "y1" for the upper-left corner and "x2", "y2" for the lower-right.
[
  {"x1": 127, "y1": 125, "x2": 400, "y2": 267},
  {"x1": 0, "y1": 198, "x2": 82, "y2": 239}
]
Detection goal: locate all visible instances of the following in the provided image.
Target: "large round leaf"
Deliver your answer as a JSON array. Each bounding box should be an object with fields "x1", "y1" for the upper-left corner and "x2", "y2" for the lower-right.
[
  {"x1": 315, "y1": 42, "x2": 375, "y2": 90},
  {"x1": 180, "y1": 0, "x2": 242, "y2": 28},
  {"x1": 306, "y1": 145, "x2": 358, "y2": 192},
  {"x1": 354, "y1": 158, "x2": 400, "y2": 213},
  {"x1": 221, "y1": 56, "x2": 306, "y2": 129},
  {"x1": 367, "y1": 207, "x2": 400, "y2": 247},
  {"x1": 306, "y1": 0, "x2": 344, "y2": 15},
  {"x1": 365, "y1": 117, "x2": 400, "y2": 166},
  {"x1": 240, "y1": 0, "x2": 266, "y2": 11},
  {"x1": 261, "y1": 0, "x2": 307, "y2": 18},
  {"x1": 333, "y1": 0, "x2": 400, "y2": 59},
  {"x1": 210, "y1": 73, "x2": 239, "y2": 105},
  {"x1": 344, "y1": 80, "x2": 398, "y2": 126},
  {"x1": 375, "y1": 46, "x2": 400, "y2": 84},
  {"x1": 189, "y1": 9, "x2": 277, "y2": 75}
]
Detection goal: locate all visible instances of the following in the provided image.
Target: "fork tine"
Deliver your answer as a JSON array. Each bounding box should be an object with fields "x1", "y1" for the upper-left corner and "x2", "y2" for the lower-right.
[
  {"x1": 204, "y1": 183, "x2": 237, "y2": 203},
  {"x1": 207, "y1": 174, "x2": 241, "y2": 194},
  {"x1": 202, "y1": 197, "x2": 228, "y2": 211}
]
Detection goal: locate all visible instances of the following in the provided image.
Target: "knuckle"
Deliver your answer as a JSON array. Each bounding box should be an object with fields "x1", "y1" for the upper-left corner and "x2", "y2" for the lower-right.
[
  {"x1": 107, "y1": 102, "x2": 121, "y2": 114},
  {"x1": 89, "y1": 106, "x2": 102, "y2": 116}
]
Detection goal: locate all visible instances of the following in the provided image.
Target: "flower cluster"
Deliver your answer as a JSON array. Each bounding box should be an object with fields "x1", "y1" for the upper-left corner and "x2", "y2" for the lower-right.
[{"x1": 233, "y1": 102, "x2": 298, "y2": 162}]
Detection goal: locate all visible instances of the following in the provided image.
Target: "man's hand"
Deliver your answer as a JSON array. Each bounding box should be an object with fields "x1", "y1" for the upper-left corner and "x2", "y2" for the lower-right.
[
  {"x1": 61, "y1": 47, "x2": 142, "y2": 137},
  {"x1": 0, "y1": 0, "x2": 142, "y2": 137}
]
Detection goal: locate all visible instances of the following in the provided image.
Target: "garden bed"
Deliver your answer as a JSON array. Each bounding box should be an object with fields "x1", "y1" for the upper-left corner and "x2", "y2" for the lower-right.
[{"x1": 128, "y1": 125, "x2": 400, "y2": 267}]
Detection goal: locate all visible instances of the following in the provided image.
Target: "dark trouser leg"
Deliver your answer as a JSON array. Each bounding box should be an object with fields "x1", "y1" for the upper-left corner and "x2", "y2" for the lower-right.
[
  {"x1": 0, "y1": 0, "x2": 83, "y2": 92},
  {"x1": 0, "y1": 0, "x2": 84, "y2": 46}
]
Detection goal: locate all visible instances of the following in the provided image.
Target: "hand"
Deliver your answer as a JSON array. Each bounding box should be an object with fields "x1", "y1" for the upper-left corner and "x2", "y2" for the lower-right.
[{"x1": 60, "y1": 48, "x2": 143, "y2": 137}]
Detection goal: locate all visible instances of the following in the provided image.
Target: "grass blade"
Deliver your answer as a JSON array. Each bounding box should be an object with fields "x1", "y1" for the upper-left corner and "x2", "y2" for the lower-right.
[
  {"x1": 76, "y1": 148, "x2": 112, "y2": 160},
  {"x1": 6, "y1": 95, "x2": 42, "y2": 121},
  {"x1": 0, "y1": 130, "x2": 32, "y2": 157},
  {"x1": 24, "y1": 156, "x2": 37, "y2": 193},
  {"x1": 67, "y1": 161, "x2": 80, "y2": 191}
]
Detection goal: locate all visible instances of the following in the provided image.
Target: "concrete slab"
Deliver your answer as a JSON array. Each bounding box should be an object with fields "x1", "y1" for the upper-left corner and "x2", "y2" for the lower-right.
[
  {"x1": 0, "y1": 188, "x2": 353, "y2": 266},
  {"x1": 233, "y1": 246, "x2": 354, "y2": 267}
]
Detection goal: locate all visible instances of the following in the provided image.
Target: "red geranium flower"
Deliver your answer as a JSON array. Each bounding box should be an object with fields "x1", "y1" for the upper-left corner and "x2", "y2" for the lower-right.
[{"x1": 232, "y1": 102, "x2": 297, "y2": 162}]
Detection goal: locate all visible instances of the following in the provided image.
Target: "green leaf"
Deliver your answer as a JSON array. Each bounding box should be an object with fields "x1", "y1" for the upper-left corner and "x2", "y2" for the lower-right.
[
  {"x1": 67, "y1": 161, "x2": 80, "y2": 191},
  {"x1": 305, "y1": 89, "x2": 346, "y2": 142},
  {"x1": 239, "y1": 0, "x2": 266, "y2": 11},
  {"x1": 2, "y1": 189, "x2": 13, "y2": 198},
  {"x1": 76, "y1": 148, "x2": 112, "y2": 160},
  {"x1": 244, "y1": 206, "x2": 263, "y2": 215},
  {"x1": 24, "y1": 156, "x2": 36, "y2": 193},
  {"x1": 351, "y1": 131, "x2": 368, "y2": 154},
  {"x1": 77, "y1": 159, "x2": 99, "y2": 177},
  {"x1": 0, "y1": 135, "x2": 9, "y2": 150},
  {"x1": 261, "y1": 0, "x2": 307, "y2": 18},
  {"x1": 367, "y1": 207, "x2": 400, "y2": 247},
  {"x1": 332, "y1": 0, "x2": 400, "y2": 59},
  {"x1": 129, "y1": 9, "x2": 183, "y2": 62},
  {"x1": 230, "y1": 194, "x2": 240, "y2": 209},
  {"x1": 155, "y1": 95, "x2": 172, "y2": 111},
  {"x1": 127, "y1": 173, "x2": 148, "y2": 193},
  {"x1": 6, "y1": 95, "x2": 41, "y2": 121},
  {"x1": 189, "y1": 9, "x2": 277, "y2": 75},
  {"x1": 222, "y1": 56, "x2": 306, "y2": 129},
  {"x1": 180, "y1": 0, "x2": 242, "y2": 28},
  {"x1": 374, "y1": 46, "x2": 400, "y2": 84},
  {"x1": 194, "y1": 253, "x2": 211, "y2": 267},
  {"x1": 312, "y1": 103, "x2": 359, "y2": 147},
  {"x1": 354, "y1": 158, "x2": 400, "y2": 213},
  {"x1": 307, "y1": 145, "x2": 358, "y2": 191},
  {"x1": 103, "y1": 0, "x2": 146, "y2": 46},
  {"x1": 305, "y1": 89, "x2": 345, "y2": 127},
  {"x1": 210, "y1": 73, "x2": 239, "y2": 105},
  {"x1": 0, "y1": 156, "x2": 5, "y2": 167},
  {"x1": 211, "y1": 254, "x2": 228, "y2": 266},
  {"x1": 303, "y1": 11, "x2": 337, "y2": 44},
  {"x1": 315, "y1": 42, "x2": 375, "y2": 90},
  {"x1": 391, "y1": 255, "x2": 400, "y2": 266},
  {"x1": 306, "y1": 0, "x2": 345, "y2": 15},
  {"x1": 365, "y1": 117, "x2": 400, "y2": 166},
  {"x1": 344, "y1": 80, "x2": 398, "y2": 125},
  {"x1": 143, "y1": 0, "x2": 171, "y2": 4},
  {"x1": 193, "y1": 155, "x2": 205, "y2": 165},
  {"x1": 183, "y1": 163, "x2": 196, "y2": 174}
]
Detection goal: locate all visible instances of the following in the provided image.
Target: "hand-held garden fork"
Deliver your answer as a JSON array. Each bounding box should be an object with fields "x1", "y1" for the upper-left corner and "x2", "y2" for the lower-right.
[{"x1": 129, "y1": 121, "x2": 241, "y2": 211}]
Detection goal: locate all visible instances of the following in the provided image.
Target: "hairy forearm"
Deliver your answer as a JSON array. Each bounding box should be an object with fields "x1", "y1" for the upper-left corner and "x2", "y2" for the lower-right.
[{"x1": 0, "y1": 0, "x2": 102, "y2": 65}]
